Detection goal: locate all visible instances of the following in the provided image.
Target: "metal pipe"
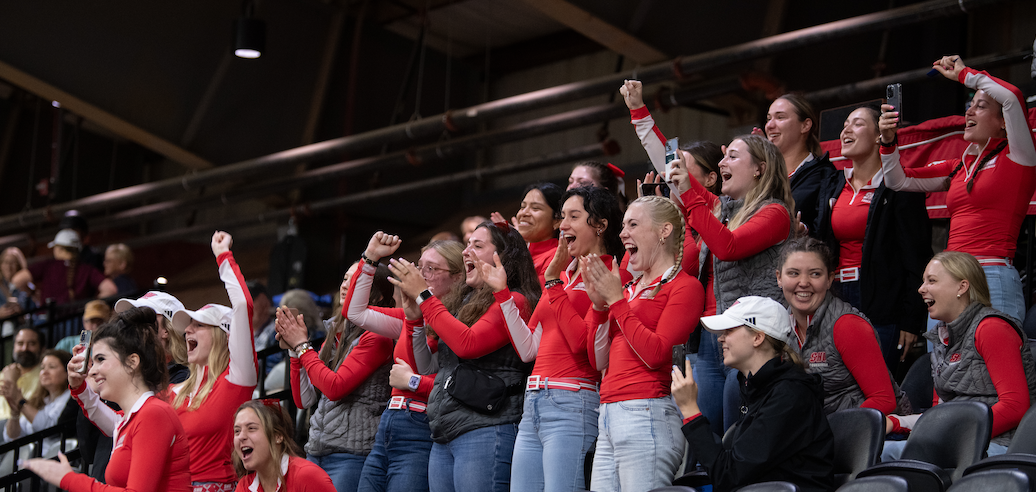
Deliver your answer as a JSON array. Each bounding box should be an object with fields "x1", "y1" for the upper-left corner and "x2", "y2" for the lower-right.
[
  {"x1": 0, "y1": 0, "x2": 1003, "y2": 232},
  {"x1": 5, "y1": 77, "x2": 739, "y2": 238},
  {"x1": 114, "y1": 141, "x2": 617, "y2": 249},
  {"x1": 805, "y1": 48, "x2": 1031, "y2": 104}
]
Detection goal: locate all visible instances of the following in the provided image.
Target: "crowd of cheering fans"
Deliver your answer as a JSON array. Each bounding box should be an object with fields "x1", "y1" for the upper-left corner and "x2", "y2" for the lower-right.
[{"x1": 0, "y1": 53, "x2": 1031, "y2": 492}]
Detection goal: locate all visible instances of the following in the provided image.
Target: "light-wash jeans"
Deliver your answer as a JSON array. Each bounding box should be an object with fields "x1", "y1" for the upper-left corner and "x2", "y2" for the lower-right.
[
  {"x1": 510, "y1": 388, "x2": 600, "y2": 492},
  {"x1": 881, "y1": 439, "x2": 1008, "y2": 462},
  {"x1": 983, "y1": 264, "x2": 1025, "y2": 324},
  {"x1": 429, "y1": 423, "x2": 518, "y2": 492},
  {"x1": 590, "y1": 397, "x2": 685, "y2": 492}
]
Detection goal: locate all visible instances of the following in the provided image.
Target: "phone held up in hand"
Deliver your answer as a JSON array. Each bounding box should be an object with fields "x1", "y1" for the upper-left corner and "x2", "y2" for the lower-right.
[
  {"x1": 886, "y1": 83, "x2": 903, "y2": 126},
  {"x1": 78, "y1": 330, "x2": 92, "y2": 374}
]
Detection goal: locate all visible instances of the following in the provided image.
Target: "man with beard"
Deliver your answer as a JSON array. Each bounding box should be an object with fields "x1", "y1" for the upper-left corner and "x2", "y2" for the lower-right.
[{"x1": 0, "y1": 328, "x2": 42, "y2": 420}]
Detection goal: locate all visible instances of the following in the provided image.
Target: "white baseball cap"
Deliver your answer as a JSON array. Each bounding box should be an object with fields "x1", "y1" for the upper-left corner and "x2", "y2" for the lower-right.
[
  {"x1": 171, "y1": 304, "x2": 232, "y2": 336},
  {"x1": 700, "y1": 296, "x2": 793, "y2": 346},
  {"x1": 48, "y1": 229, "x2": 82, "y2": 249},
  {"x1": 115, "y1": 291, "x2": 185, "y2": 324}
]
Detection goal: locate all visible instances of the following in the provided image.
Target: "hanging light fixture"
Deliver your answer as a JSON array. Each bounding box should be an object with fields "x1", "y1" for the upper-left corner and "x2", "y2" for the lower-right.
[{"x1": 234, "y1": 0, "x2": 265, "y2": 59}]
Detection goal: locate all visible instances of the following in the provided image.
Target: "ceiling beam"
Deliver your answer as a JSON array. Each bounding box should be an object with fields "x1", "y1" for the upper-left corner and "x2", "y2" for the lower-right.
[
  {"x1": 0, "y1": 58, "x2": 214, "y2": 170},
  {"x1": 518, "y1": 0, "x2": 667, "y2": 65}
]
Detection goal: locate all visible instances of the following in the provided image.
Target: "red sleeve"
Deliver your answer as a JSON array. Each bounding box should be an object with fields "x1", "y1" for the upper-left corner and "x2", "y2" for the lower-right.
[
  {"x1": 975, "y1": 318, "x2": 1032, "y2": 438},
  {"x1": 679, "y1": 188, "x2": 790, "y2": 262},
  {"x1": 298, "y1": 332, "x2": 394, "y2": 401},
  {"x1": 681, "y1": 223, "x2": 700, "y2": 278},
  {"x1": 61, "y1": 404, "x2": 181, "y2": 492},
  {"x1": 585, "y1": 306, "x2": 612, "y2": 370},
  {"x1": 290, "y1": 356, "x2": 304, "y2": 408},
  {"x1": 609, "y1": 276, "x2": 704, "y2": 369},
  {"x1": 420, "y1": 293, "x2": 530, "y2": 359},
  {"x1": 831, "y1": 314, "x2": 897, "y2": 414}
]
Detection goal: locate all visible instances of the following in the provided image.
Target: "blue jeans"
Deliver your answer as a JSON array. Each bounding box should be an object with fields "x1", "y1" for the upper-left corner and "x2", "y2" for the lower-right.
[
  {"x1": 696, "y1": 330, "x2": 741, "y2": 435},
  {"x1": 984, "y1": 264, "x2": 1025, "y2": 323},
  {"x1": 358, "y1": 407, "x2": 434, "y2": 492},
  {"x1": 511, "y1": 388, "x2": 600, "y2": 492},
  {"x1": 881, "y1": 440, "x2": 1008, "y2": 462},
  {"x1": 308, "y1": 451, "x2": 367, "y2": 492},
  {"x1": 428, "y1": 423, "x2": 518, "y2": 492},
  {"x1": 590, "y1": 397, "x2": 685, "y2": 492}
]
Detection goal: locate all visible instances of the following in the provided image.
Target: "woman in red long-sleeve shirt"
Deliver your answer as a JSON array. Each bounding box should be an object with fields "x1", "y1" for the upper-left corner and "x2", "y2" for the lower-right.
[
  {"x1": 491, "y1": 186, "x2": 630, "y2": 492},
  {"x1": 276, "y1": 263, "x2": 395, "y2": 492},
  {"x1": 581, "y1": 195, "x2": 705, "y2": 492},
  {"x1": 23, "y1": 307, "x2": 191, "y2": 491},
  {"x1": 343, "y1": 233, "x2": 466, "y2": 492},
  {"x1": 778, "y1": 236, "x2": 905, "y2": 415},
  {"x1": 389, "y1": 221, "x2": 541, "y2": 492},
  {"x1": 233, "y1": 400, "x2": 336, "y2": 492},
  {"x1": 884, "y1": 251, "x2": 1036, "y2": 459},
  {"x1": 494, "y1": 183, "x2": 563, "y2": 284}
]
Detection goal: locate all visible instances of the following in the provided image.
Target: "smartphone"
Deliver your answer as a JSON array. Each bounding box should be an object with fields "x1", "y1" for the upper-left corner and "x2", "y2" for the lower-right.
[
  {"x1": 672, "y1": 344, "x2": 687, "y2": 376},
  {"x1": 78, "y1": 330, "x2": 92, "y2": 374},
  {"x1": 640, "y1": 182, "x2": 671, "y2": 198},
  {"x1": 286, "y1": 307, "x2": 300, "y2": 319},
  {"x1": 664, "y1": 137, "x2": 680, "y2": 181},
  {"x1": 886, "y1": 83, "x2": 903, "y2": 126}
]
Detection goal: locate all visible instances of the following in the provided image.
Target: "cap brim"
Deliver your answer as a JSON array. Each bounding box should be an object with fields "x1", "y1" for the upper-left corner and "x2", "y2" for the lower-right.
[
  {"x1": 171, "y1": 310, "x2": 197, "y2": 336},
  {"x1": 700, "y1": 313, "x2": 747, "y2": 333},
  {"x1": 47, "y1": 241, "x2": 56, "y2": 248},
  {"x1": 114, "y1": 298, "x2": 136, "y2": 313}
]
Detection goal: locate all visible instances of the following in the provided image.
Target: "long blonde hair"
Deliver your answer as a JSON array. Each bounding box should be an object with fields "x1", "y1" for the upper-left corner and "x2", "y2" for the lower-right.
[
  {"x1": 725, "y1": 135, "x2": 795, "y2": 231},
  {"x1": 172, "y1": 326, "x2": 229, "y2": 411},
  {"x1": 161, "y1": 317, "x2": 188, "y2": 365}
]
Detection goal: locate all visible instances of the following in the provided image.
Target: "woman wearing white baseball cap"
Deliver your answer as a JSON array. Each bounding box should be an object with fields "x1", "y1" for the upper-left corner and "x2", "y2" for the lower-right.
[
  {"x1": 167, "y1": 231, "x2": 258, "y2": 491},
  {"x1": 671, "y1": 295, "x2": 834, "y2": 492},
  {"x1": 12, "y1": 228, "x2": 116, "y2": 305},
  {"x1": 115, "y1": 291, "x2": 189, "y2": 383}
]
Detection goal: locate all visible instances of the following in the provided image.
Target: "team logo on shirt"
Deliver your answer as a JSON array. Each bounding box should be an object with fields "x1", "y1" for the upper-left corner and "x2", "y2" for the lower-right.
[
  {"x1": 926, "y1": 160, "x2": 948, "y2": 168},
  {"x1": 861, "y1": 191, "x2": 874, "y2": 204},
  {"x1": 948, "y1": 353, "x2": 962, "y2": 363},
  {"x1": 572, "y1": 281, "x2": 586, "y2": 292},
  {"x1": 808, "y1": 351, "x2": 828, "y2": 369},
  {"x1": 978, "y1": 156, "x2": 998, "y2": 171},
  {"x1": 115, "y1": 435, "x2": 126, "y2": 450}
]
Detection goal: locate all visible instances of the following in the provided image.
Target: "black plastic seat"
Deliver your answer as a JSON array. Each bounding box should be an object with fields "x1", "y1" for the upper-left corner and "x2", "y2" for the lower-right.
[
  {"x1": 736, "y1": 482, "x2": 799, "y2": 492},
  {"x1": 947, "y1": 469, "x2": 1029, "y2": 492},
  {"x1": 900, "y1": 352, "x2": 933, "y2": 413},
  {"x1": 647, "y1": 487, "x2": 699, "y2": 492},
  {"x1": 835, "y1": 475, "x2": 909, "y2": 492},
  {"x1": 961, "y1": 406, "x2": 1036, "y2": 490},
  {"x1": 828, "y1": 407, "x2": 885, "y2": 485},
  {"x1": 857, "y1": 401, "x2": 993, "y2": 491},
  {"x1": 1007, "y1": 405, "x2": 1036, "y2": 455}
]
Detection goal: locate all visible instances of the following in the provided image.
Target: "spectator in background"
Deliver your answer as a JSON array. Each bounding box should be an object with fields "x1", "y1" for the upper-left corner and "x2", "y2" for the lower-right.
[
  {"x1": 59, "y1": 211, "x2": 103, "y2": 271},
  {"x1": 263, "y1": 289, "x2": 324, "y2": 394},
  {"x1": 249, "y1": 282, "x2": 277, "y2": 359},
  {"x1": 104, "y1": 244, "x2": 137, "y2": 296},
  {"x1": 0, "y1": 247, "x2": 33, "y2": 319},
  {"x1": 0, "y1": 328, "x2": 43, "y2": 421},
  {"x1": 2, "y1": 349, "x2": 77, "y2": 458},
  {"x1": 12, "y1": 229, "x2": 117, "y2": 305},
  {"x1": 430, "y1": 231, "x2": 461, "y2": 243},
  {"x1": 55, "y1": 300, "x2": 111, "y2": 353},
  {"x1": 460, "y1": 216, "x2": 486, "y2": 244}
]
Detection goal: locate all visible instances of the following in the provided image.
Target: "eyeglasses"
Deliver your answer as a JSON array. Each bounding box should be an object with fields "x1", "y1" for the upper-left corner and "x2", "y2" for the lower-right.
[{"x1": 418, "y1": 264, "x2": 451, "y2": 277}]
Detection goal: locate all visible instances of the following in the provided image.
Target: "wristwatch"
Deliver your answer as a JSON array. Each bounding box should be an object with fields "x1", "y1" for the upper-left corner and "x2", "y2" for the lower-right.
[
  {"x1": 294, "y1": 341, "x2": 314, "y2": 357},
  {"x1": 416, "y1": 289, "x2": 434, "y2": 305},
  {"x1": 408, "y1": 375, "x2": 421, "y2": 391}
]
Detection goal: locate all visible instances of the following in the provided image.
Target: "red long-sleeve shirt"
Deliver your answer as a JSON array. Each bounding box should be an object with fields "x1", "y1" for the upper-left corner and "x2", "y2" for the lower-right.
[
  {"x1": 497, "y1": 257, "x2": 633, "y2": 379},
  {"x1": 61, "y1": 393, "x2": 191, "y2": 492},
  {"x1": 971, "y1": 318, "x2": 1031, "y2": 438},
  {"x1": 340, "y1": 262, "x2": 435, "y2": 399},
  {"x1": 588, "y1": 270, "x2": 704, "y2": 403},
  {"x1": 419, "y1": 292, "x2": 530, "y2": 359},
  {"x1": 528, "y1": 238, "x2": 560, "y2": 285},
  {"x1": 234, "y1": 456, "x2": 336, "y2": 492},
  {"x1": 290, "y1": 330, "x2": 395, "y2": 408}
]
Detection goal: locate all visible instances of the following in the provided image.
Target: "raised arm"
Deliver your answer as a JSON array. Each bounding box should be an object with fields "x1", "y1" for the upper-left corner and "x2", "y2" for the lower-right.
[
  {"x1": 297, "y1": 331, "x2": 394, "y2": 401},
  {"x1": 497, "y1": 289, "x2": 542, "y2": 363},
  {"x1": 213, "y1": 231, "x2": 258, "y2": 388},
  {"x1": 878, "y1": 106, "x2": 952, "y2": 192},
  {"x1": 679, "y1": 187, "x2": 790, "y2": 262},
  {"x1": 960, "y1": 67, "x2": 1036, "y2": 166},
  {"x1": 344, "y1": 262, "x2": 405, "y2": 339}
]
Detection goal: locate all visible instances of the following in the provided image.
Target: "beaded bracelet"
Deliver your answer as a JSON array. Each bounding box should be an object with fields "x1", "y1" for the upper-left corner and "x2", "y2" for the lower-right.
[
  {"x1": 360, "y1": 253, "x2": 378, "y2": 267},
  {"x1": 544, "y1": 279, "x2": 564, "y2": 289}
]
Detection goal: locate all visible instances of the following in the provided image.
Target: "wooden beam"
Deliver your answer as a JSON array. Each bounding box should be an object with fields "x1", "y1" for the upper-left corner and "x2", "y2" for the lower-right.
[
  {"x1": 0, "y1": 58, "x2": 214, "y2": 170},
  {"x1": 519, "y1": 0, "x2": 668, "y2": 65}
]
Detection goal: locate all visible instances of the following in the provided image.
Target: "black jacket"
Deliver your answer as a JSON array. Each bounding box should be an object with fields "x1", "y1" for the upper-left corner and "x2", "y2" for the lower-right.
[
  {"x1": 683, "y1": 357, "x2": 834, "y2": 492},
  {"x1": 791, "y1": 153, "x2": 837, "y2": 233},
  {"x1": 812, "y1": 170, "x2": 932, "y2": 334}
]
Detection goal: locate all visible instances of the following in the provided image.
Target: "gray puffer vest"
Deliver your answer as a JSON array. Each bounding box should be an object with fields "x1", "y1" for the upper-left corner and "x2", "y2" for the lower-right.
[
  {"x1": 923, "y1": 303, "x2": 1036, "y2": 446},
  {"x1": 306, "y1": 355, "x2": 392, "y2": 457},
  {"x1": 711, "y1": 198, "x2": 791, "y2": 312},
  {"x1": 427, "y1": 341, "x2": 532, "y2": 444},
  {"x1": 798, "y1": 294, "x2": 910, "y2": 415}
]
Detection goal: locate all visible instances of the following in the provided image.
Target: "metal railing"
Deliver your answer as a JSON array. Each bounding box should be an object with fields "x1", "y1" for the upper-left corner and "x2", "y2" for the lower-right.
[{"x1": 0, "y1": 417, "x2": 80, "y2": 492}]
